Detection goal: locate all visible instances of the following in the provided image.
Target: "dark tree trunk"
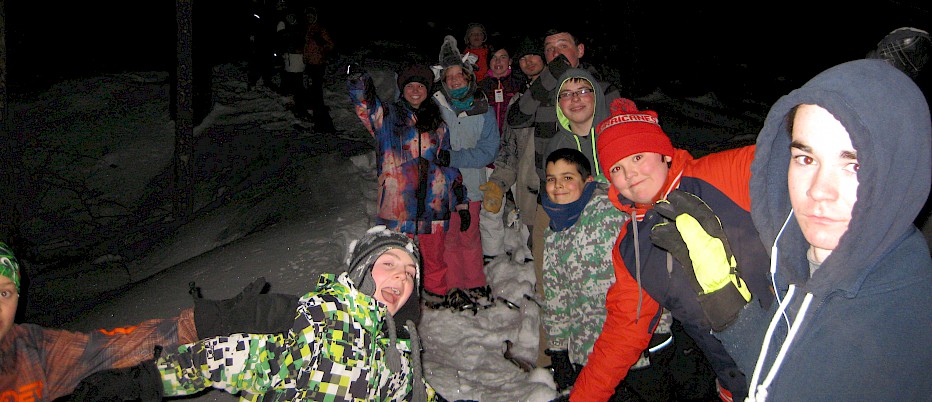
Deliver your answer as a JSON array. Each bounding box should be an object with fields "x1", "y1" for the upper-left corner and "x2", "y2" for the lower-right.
[{"x1": 173, "y1": 0, "x2": 194, "y2": 219}]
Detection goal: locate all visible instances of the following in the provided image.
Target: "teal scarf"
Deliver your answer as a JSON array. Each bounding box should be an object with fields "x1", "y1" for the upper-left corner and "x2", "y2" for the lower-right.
[{"x1": 449, "y1": 86, "x2": 474, "y2": 112}]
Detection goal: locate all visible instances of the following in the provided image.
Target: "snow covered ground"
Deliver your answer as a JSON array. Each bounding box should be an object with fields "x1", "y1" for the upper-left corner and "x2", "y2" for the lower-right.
[
  {"x1": 10, "y1": 45, "x2": 930, "y2": 400},
  {"x1": 10, "y1": 58, "x2": 576, "y2": 401}
]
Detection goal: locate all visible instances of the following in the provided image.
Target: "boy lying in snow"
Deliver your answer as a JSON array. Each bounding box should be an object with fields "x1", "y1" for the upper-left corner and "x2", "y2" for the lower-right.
[{"x1": 72, "y1": 226, "x2": 437, "y2": 402}]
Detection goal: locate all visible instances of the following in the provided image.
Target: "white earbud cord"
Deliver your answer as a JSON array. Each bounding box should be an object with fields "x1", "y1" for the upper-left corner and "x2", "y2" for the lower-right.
[{"x1": 770, "y1": 209, "x2": 795, "y2": 328}]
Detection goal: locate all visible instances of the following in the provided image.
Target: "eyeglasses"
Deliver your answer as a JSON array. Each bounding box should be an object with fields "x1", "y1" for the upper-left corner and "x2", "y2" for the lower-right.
[{"x1": 558, "y1": 88, "x2": 594, "y2": 100}]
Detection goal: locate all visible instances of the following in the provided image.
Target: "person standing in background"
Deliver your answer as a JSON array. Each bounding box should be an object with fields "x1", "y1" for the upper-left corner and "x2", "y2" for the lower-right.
[
  {"x1": 432, "y1": 35, "x2": 500, "y2": 308},
  {"x1": 347, "y1": 63, "x2": 469, "y2": 310},
  {"x1": 462, "y1": 23, "x2": 493, "y2": 81},
  {"x1": 481, "y1": 36, "x2": 547, "y2": 243},
  {"x1": 275, "y1": 1, "x2": 307, "y2": 116},
  {"x1": 543, "y1": 69, "x2": 613, "y2": 183},
  {"x1": 514, "y1": 36, "x2": 546, "y2": 87},
  {"x1": 246, "y1": 0, "x2": 280, "y2": 92},
  {"x1": 479, "y1": 44, "x2": 526, "y2": 138},
  {"x1": 300, "y1": 6, "x2": 337, "y2": 132},
  {"x1": 497, "y1": 28, "x2": 622, "y2": 305},
  {"x1": 477, "y1": 43, "x2": 525, "y2": 264}
]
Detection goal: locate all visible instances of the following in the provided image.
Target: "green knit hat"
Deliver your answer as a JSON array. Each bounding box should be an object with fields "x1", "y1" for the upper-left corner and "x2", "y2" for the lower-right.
[{"x1": 0, "y1": 242, "x2": 21, "y2": 293}]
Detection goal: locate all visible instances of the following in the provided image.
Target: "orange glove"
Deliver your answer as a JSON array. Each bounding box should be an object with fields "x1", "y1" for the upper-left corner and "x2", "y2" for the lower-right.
[{"x1": 479, "y1": 181, "x2": 504, "y2": 214}]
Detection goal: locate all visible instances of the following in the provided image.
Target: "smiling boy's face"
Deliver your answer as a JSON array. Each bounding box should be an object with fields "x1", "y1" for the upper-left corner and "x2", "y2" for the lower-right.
[
  {"x1": 607, "y1": 152, "x2": 671, "y2": 204},
  {"x1": 370, "y1": 248, "x2": 417, "y2": 316},
  {"x1": 546, "y1": 159, "x2": 593, "y2": 204}
]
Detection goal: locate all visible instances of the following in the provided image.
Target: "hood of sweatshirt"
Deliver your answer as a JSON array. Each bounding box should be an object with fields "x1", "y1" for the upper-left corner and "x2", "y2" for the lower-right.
[
  {"x1": 554, "y1": 68, "x2": 610, "y2": 136},
  {"x1": 750, "y1": 59, "x2": 931, "y2": 298}
]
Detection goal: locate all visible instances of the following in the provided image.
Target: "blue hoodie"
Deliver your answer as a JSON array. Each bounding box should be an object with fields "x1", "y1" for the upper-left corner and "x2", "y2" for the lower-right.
[{"x1": 725, "y1": 59, "x2": 932, "y2": 400}]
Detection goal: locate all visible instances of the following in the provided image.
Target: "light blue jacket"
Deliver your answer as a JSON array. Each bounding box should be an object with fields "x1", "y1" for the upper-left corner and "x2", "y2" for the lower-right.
[{"x1": 432, "y1": 92, "x2": 499, "y2": 202}]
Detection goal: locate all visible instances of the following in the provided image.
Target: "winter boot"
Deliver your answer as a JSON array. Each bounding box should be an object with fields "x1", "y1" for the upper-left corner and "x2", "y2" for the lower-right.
[
  {"x1": 464, "y1": 285, "x2": 492, "y2": 307},
  {"x1": 445, "y1": 288, "x2": 477, "y2": 313},
  {"x1": 423, "y1": 290, "x2": 446, "y2": 310}
]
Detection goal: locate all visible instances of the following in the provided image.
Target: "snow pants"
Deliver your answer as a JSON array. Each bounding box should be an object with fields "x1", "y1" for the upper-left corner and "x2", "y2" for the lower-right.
[
  {"x1": 479, "y1": 168, "x2": 506, "y2": 257},
  {"x1": 417, "y1": 230, "x2": 448, "y2": 296},
  {"x1": 443, "y1": 201, "x2": 487, "y2": 292}
]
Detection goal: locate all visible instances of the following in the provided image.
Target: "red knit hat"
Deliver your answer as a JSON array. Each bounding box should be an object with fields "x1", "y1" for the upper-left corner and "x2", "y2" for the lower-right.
[{"x1": 596, "y1": 98, "x2": 674, "y2": 176}]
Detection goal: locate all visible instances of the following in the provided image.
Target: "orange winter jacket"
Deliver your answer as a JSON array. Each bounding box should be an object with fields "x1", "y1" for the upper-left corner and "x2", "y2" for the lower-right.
[
  {"x1": 303, "y1": 24, "x2": 334, "y2": 66},
  {"x1": 572, "y1": 146, "x2": 764, "y2": 401},
  {"x1": 0, "y1": 308, "x2": 197, "y2": 401}
]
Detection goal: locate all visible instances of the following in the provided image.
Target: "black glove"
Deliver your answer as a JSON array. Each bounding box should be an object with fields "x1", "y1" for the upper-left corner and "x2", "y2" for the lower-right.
[
  {"x1": 458, "y1": 209, "x2": 471, "y2": 232},
  {"x1": 528, "y1": 75, "x2": 551, "y2": 103},
  {"x1": 650, "y1": 190, "x2": 751, "y2": 331},
  {"x1": 192, "y1": 277, "x2": 299, "y2": 338},
  {"x1": 435, "y1": 149, "x2": 451, "y2": 167},
  {"x1": 70, "y1": 359, "x2": 163, "y2": 402},
  {"x1": 546, "y1": 54, "x2": 572, "y2": 81},
  {"x1": 545, "y1": 349, "x2": 578, "y2": 392}
]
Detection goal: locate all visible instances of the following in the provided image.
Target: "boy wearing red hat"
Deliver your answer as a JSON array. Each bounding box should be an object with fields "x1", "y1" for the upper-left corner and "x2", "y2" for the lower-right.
[{"x1": 569, "y1": 99, "x2": 771, "y2": 401}]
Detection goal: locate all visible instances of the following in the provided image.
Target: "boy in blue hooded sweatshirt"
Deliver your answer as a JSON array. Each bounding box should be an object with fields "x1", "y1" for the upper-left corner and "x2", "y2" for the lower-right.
[{"x1": 720, "y1": 58, "x2": 931, "y2": 400}]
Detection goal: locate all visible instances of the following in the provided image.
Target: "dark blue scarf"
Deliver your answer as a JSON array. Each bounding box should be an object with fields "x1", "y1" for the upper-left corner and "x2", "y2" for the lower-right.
[{"x1": 542, "y1": 181, "x2": 598, "y2": 231}]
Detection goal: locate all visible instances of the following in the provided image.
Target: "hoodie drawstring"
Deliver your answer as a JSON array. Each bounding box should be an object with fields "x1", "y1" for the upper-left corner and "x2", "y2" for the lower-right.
[
  {"x1": 571, "y1": 132, "x2": 601, "y2": 177},
  {"x1": 747, "y1": 284, "x2": 814, "y2": 401},
  {"x1": 629, "y1": 210, "x2": 643, "y2": 319}
]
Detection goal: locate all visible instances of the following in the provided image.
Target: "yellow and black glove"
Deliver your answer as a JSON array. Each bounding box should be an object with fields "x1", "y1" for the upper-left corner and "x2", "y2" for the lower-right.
[
  {"x1": 650, "y1": 190, "x2": 751, "y2": 331},
  {"x1": 479, "y1": 181, "x2": 504, "y2": 214}
]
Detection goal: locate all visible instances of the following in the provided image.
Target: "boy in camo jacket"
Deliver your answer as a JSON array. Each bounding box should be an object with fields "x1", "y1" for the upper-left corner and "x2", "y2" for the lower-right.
[{"x1": 540, "y1": 148, "x2": 673, "y2": 396}]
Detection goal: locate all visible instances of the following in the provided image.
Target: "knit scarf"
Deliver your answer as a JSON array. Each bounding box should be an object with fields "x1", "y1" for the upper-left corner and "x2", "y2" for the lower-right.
[
  {"x1": 542, "y1": 181, "x2": 597, "y2": 231},
  {"x1": 449, "y1": 86, "x2": 474, "y2": 113}
]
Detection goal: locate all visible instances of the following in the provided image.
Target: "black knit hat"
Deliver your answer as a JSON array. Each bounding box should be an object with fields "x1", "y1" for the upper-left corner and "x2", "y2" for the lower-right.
[
  {"x1": 397, "y1": 63, "x2": 435, "y2": 90},
  {"x1": 346, "y1": 225, "x2": 421, "y2": 296},
  {"x1": 514, "y1": 36, "x2": 544, "y2": 62}
]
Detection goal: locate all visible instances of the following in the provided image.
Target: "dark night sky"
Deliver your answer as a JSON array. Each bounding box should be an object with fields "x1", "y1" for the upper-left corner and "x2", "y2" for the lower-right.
[{"x1": 6, "y1": 1, "x2": 930, "y2": 100}]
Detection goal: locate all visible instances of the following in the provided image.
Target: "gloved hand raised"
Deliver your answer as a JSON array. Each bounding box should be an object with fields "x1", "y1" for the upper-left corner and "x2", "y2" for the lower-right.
[
  {"x1": 479, "y1": 181, "x2": 504, "y2": 214},
  {"x1": 650, "y1": 190, "x2": 751, "y2": 331},
  {"x1": 192, "y1": 277, "x2": 299, "y2": 339},
  {"x1": 458, "y1": 209, "x2": 471, "y2": 232},
  {"x1": 546, "y1": 53, "x2": 572, "y2": 81},
  {"x1": 70, "y1": 359, "x2": 163, "y2": 402}
]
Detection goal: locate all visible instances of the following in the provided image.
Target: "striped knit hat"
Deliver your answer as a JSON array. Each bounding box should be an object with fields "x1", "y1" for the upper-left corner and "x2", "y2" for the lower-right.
[{"x1": 346, "y1": 226, "x2": 421, "y2": 296}]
